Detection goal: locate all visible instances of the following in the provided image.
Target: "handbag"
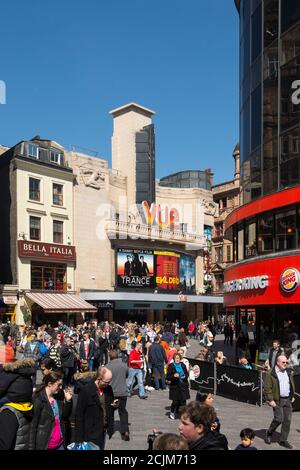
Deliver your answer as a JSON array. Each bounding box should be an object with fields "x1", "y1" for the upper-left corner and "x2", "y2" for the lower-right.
[{"x1": 67, "y1": 441, "x2": 100, "y2": 451}]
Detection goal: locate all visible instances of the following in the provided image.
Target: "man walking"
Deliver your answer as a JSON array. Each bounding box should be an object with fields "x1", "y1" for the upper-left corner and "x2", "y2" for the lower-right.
[
  {"x1": 148, "y1": 336, "x2": 167, "y2": 391},
  {"x1": 264, "y1": 355, "x2": 295, "y2": 449},
  {"x1": 127, "y1": 342, "x2": 147, "y2": 399},
  {"x1": 107, "y1": 350, "x2": 130, "y2": 441},
  {"x1": 75, "y1": 367, "x2": 117, "y2": 450}
]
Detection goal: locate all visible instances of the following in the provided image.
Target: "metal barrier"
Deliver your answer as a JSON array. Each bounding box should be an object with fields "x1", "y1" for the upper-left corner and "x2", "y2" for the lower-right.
[{"x1": 188, "y1": 359, "x2": 300, "y2": 408}]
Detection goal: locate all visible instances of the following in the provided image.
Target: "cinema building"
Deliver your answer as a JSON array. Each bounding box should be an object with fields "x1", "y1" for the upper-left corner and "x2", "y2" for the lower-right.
[
  {"x1": 0, "y1": 138, "x2": 96, "y2": 325},
  {"x1": 224, "y1": 1, "x2": 300, "y2": 350},
  {"x1": 69, "y1": 103, "x2": 222, "y2": 324}
]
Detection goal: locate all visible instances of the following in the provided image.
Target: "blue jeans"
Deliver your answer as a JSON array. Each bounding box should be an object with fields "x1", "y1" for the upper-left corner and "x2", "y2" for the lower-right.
[
  {"x1": 88, "y1": 359, "x2": 94, "y2": 371},
  {"x1": 152, "y1": 364, "x2": 166, "y2": 390},
  {"x1": 127, "y1": 368, "x2": 145, "y2": 397}
]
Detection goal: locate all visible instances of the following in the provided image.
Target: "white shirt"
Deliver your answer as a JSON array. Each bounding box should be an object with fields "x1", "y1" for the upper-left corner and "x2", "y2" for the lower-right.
[{"x1": 275, "y1": 366, "x2": 290, "y2": 398}]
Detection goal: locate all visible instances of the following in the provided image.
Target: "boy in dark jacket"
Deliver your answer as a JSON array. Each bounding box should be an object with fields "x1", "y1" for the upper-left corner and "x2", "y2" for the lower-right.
[{"x1": 235, "y1": 428, "x2": 258, "y2": 450}]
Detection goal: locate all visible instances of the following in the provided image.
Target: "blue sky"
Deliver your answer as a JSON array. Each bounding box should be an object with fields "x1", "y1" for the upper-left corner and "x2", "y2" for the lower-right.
[{"x1": 0, "y1": 0, "x2": 239, "y2": 185}]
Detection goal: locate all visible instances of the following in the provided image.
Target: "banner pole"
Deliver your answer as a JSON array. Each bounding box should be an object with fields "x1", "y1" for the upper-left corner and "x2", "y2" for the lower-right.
[{"x1": 214, "y1": 362, "x2": 217, "y2": 396}]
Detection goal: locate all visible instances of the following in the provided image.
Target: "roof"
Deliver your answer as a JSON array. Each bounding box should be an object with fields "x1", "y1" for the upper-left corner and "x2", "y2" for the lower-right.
[
  {"x1": 109, "y1": 102, "x2": 155, "y2": 118},
  {"x1": 25, "y1": 292, "x2": 97, "y2": 313}
]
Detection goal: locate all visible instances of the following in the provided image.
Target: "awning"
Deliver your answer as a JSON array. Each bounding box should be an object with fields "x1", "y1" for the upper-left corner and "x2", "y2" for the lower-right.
[{"x1": 25, "y1": 292, "x2": 97, "y2": 313}]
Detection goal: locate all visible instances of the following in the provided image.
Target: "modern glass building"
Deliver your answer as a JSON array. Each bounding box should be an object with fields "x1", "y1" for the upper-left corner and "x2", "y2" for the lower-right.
[{"x1": 224, "y1": 1, "x2": 300, "y2": 354}]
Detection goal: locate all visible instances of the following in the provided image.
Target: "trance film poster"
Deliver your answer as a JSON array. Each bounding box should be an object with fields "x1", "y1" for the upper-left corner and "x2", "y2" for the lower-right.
[
  {"x1": 154, "y1": 251, "x2": 180, "y2": 291},
  {"x1": 179, "y1": 255, "x2": 196, "y2": 293},
  {"x1": 116, "y1": 248, "x2": 155, "y2": 288}
]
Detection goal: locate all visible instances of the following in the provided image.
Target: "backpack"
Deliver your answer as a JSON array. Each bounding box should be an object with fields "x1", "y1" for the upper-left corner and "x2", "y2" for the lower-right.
[{"x1": 119, "y1": 338, "x2": 126, "y2": 351}]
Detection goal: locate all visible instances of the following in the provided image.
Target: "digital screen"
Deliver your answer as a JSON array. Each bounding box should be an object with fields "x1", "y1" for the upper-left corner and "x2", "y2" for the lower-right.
[
  {"x1": 116, "y1": 248, "x2": 155, "y2": 289},
  {"x1": 179, "y1": 255, "x2": 196, "y2": 293},
  {"x1": 155, "y1": 251, "x2": 180, "y2": 291}
]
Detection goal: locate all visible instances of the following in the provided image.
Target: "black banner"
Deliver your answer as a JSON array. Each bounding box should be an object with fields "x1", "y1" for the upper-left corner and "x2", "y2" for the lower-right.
[
  {"x1": 216, "y1": 364, "x2": 260, "y2": 405},
  {"x1": 188, "y1": 358, "x2": 214, "y2": 393}
]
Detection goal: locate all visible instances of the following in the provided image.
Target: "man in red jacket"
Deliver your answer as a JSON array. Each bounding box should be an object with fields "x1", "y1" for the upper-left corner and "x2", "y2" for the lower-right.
[{"x1": 127, "y1": 342, "x2": 147, "y2": 399}]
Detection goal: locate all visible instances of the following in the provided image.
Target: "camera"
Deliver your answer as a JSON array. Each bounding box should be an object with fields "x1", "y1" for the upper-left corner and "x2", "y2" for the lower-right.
[{"x1": 147, "y1": 431, "x2": 163, "y2": 451}]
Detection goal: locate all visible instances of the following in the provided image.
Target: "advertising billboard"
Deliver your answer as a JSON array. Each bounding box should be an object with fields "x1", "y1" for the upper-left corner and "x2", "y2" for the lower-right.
[
  {"x1": 116, "y1": 248, "x2": 155, "y2": 289},
  {"x1": 179, "y1": 255, "x2": 196, "y2": 293},
  {"x1": 154, "y1": 251, "x2": 180, "y2": 292}
]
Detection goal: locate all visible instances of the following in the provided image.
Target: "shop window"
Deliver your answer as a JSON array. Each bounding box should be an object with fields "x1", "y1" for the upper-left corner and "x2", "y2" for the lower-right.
[
  {"x1": 257, "y1": 212, "x2": 274, "y2": 253},
  {"x1": 29, "y1": 216, "x2": 41, "y2": 241},
  {"x1": 275, "y1": 208, "x2": 297, "y2": 251},
  {"x1": 29, "y1": 178, "x2": 40, "y2": 201},
  {"x1": 245, "y1": 219, "x2": 257, "y2": 258},
  {"x1": 53, "y1": 220, "x2": 63, "y2": 244},
  {"x1": 53, "y1": 183, "x2": 63, "y2": 206}
]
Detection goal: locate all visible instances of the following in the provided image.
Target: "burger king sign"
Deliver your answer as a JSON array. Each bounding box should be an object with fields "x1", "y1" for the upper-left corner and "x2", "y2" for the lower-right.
[{"x1": 280, "y1": 268, "x2": 300, "y2": 293}]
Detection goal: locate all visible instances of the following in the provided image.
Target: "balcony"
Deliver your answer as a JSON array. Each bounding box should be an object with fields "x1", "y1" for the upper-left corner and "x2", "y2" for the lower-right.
[{"x1": 105, "y1": 220, "x2": 207, "y2": 249}]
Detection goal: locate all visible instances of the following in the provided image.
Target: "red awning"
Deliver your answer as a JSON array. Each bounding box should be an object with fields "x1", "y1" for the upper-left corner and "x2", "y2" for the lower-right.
[{"x1": 25, "y1": 292, "x2": 97, "y2": 313}]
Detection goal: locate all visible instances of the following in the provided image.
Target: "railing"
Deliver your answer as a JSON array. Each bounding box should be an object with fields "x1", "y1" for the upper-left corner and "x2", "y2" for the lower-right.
[{"x1": 105, "y1": 220, "x2": 207, "y2": 247}]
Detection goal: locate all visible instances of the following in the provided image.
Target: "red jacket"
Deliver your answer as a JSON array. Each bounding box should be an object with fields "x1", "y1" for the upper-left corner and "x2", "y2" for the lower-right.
[{"x1": 128, "y1": 349, "x2": 143, "y2": 369}]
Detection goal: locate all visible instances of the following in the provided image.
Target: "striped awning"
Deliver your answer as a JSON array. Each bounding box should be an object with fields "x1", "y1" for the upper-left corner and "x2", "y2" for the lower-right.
[{"x1": 25, "y1": 292, "x2": 97, "y2": 313}]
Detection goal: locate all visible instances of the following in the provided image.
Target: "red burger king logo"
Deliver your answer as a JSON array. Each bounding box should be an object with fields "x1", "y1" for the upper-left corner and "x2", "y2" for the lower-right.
[{"x1": 280, "y1": 268, "x2": 300, "y2": 293}]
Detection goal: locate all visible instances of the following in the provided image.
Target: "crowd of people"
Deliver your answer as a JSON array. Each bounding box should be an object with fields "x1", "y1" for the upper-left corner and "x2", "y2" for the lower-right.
[{"x1": 0, "y1": 318, "x2": 298, "y2": 450}]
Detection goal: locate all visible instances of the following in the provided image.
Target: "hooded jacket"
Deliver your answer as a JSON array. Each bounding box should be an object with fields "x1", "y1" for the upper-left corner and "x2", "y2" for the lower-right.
[
  {"x1": 0, "y1": 358, "x2": 35, "y2": 403},
  {"x1": 0, "y1": 359, "x2": 35, "y2": 450}
]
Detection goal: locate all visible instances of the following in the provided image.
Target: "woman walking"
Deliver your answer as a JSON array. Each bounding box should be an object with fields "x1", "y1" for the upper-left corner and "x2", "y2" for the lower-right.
[
  {"x1": 28, "y1": 371, "x2": 73, "y2": 450},
  {"x1": 166, "y1": 352, "x2": 190, "y2": 420}
]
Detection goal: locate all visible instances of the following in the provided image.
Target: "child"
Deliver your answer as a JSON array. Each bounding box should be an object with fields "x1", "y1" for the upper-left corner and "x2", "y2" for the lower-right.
[{"x1": 235, "y1": 428, "x2": 258, "y2": 450}]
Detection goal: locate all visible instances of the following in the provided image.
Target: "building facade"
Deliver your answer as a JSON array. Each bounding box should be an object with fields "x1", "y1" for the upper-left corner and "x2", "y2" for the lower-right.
[
  {"x1": 211, "y1": 144, "x2": 241, "y2": 300},
  {"x1": 0, "y1": 138, "x2": 95, "y2": 325},
  {"x1": 69, "y1": 103, "x2": 223, "y2": 324},
  {"x1": 224, "y1": 1, "x2": 300, "y2": 353}
]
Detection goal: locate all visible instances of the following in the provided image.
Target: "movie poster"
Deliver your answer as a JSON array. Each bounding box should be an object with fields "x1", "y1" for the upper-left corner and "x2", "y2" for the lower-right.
[
  {"x1": 116, "y1": 248, "x2": 154, "y2": 288},
  {"x1": 154, "y1": 251, "x2": 180, "y2": 291},
  {"x1": 179, "y1": 255, "x2": 196, "y2": 293}
]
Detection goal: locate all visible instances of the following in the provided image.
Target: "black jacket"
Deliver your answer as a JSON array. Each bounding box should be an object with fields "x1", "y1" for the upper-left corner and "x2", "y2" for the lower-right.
[
  {"x1": 189, "y1": 431, "x2": 226, "y2": 450},
  {"x1": 79, "y1": 339, "x2": 96, "y2": 360},
  {"x1": 28, "y1": 388, "x2": 72, "y2": 449},
  {"x1": 166, "y1": 362, "x2": 190, "y2": 402},
  {"x1": 75, "y1": 380, "x2": 114, "y2": 447},
  {"x1": 268, "y1": 348, "x2": 284, "y2": 369},
  {"x1": 0, "y1": 358, "x2": 35, "y2": 403},
  {"x1": 60, "y1": 345, "x2": 76, "y2": 368}
]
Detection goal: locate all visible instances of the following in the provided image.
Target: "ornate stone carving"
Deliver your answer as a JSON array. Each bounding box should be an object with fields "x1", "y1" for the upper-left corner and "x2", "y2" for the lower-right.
[{"x1": 79, "y1": 164, "x2": 106, "y2": 189}]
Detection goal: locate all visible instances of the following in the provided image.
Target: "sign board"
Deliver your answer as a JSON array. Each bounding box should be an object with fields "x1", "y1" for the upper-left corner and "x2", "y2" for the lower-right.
[
  {"x1": 18, "y1": 240, "x2": 76, "y2": 262},
  {"x1": 2, "y1": 296, "x2": 18, "y2": 305}
]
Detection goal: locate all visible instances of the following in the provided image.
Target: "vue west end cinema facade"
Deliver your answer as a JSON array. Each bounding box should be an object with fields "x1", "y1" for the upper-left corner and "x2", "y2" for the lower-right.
[
  {"x1": 224, "y1": 1, "x2": 300, "y2": 346},
  {"x1": 0, "y1": 104, "x2": 222, "y2": 325},
  {"x1": 70, "y1": 103, "x2": 222, "y2": 325}
]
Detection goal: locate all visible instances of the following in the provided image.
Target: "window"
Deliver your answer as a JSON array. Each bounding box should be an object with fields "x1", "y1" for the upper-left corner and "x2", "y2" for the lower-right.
[
  {"x1": 275, "y1": 208, "x2": 297, "y2": 251},
  {"x1": 28, "y1": 143, "x2": 39, "y2": 159},
  {"x1": 30, "y1": 216, "x2": 41, "y2": 241},
  {"x1": 29, "y1": 178, "x2": 40, "y2": 201},
  {"x1": 53, "y1": 183, "x2": 63, "y2": 206},
  {"x1": 50, "y1": 149, "x2": 62, "y2": 165},
  {"x1": 245, "y1": 219, "x2": 257, "y2": 258},
  {"x1": 226, "y1": 245, "x2": 231, "y2": 262},
  {"x1": 180, "y1": 223, "x2": 188, "y2": 233},
  {"x1": 31, "y1": 262, "x2": 66, "y2": 291},
  {"x1": 264, "y1": 0, "x2": 278, "y2": 49},
  {"x1": 238, "y1": 225, "x2": 244, "y2": 261},
  {"x1": 53, "y1": 220, "x2": 63, "y2": 244},
  {"x1": 215, "y1": 246, "x2": 223, "y2": 263},
  {"x1": 215, "y1": 224, "x2": 223, "y2": 237},
  {"x1": 281, "y1": 0, "x2": 300, "y2": 34},
  {"x1": 257, "y1": 212, "x2": 273, "y2": 253},
  {"x1": 251, "y1": 3, "x2": 262, "y2": 62},
  {"x1": 251, "y1": 85, "x2": 262, "y2": 151}
]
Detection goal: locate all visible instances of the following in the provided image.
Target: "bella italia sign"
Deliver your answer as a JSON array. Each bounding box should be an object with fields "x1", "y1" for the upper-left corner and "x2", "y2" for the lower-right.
[{"x1": 18, "y1": 240, "x2": 76, "y2": 262}]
